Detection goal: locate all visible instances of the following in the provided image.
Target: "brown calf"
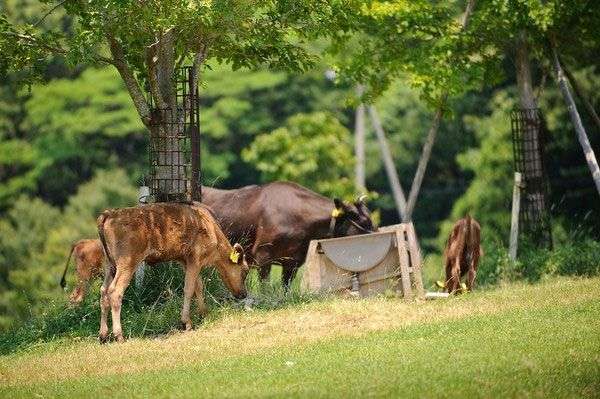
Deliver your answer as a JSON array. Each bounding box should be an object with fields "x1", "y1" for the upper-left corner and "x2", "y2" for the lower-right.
[
  {"x1": 97, "y1": 202, "x2": 249, "y2": 343},
  {"x1": 443, "y1": 215, "x2": 482, "y2": 293},
  {"x1": 60, "y1": 239, "x2": 104, "y2": 304}
]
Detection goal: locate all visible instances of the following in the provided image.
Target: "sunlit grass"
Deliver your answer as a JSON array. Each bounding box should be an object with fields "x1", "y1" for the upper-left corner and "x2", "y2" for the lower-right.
[{"x1": 1, "y1": 276, "x2": 599, "y2": 398}]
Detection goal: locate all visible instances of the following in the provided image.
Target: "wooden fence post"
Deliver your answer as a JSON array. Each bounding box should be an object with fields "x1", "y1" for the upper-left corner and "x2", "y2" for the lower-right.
[
  {"x1": 135, "y1": 185, "x2": 150, "y2": 288},
  {"x1": 354, "y1": 85, "x2": 366, "y2": 190},
  {"x1": 509, "y1": 172, "x2": 523, "y2": 261}
]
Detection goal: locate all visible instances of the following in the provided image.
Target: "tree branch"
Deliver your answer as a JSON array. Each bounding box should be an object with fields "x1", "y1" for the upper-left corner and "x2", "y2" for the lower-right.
[
  {"x1": 5, "y1": 31, "x2": 67, "y2": 54},
  {"x1": 107, "y1": 34, "x2": 151, "y2": 126},
  {"x1": 6, "y1": 30, "x2": 114, "y2": 65},
  {"x1": 33, "y1": 0, "x2": 68, "y2": 27}
]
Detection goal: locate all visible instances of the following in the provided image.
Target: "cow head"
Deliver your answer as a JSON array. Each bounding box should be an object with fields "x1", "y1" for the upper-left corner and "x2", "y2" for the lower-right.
[
  {"x1": 221, "y1": 243, "x2": 249, "y2": 299},
  {"x1": 332, "y1": 196, "x2": 376, "y2": 237}
]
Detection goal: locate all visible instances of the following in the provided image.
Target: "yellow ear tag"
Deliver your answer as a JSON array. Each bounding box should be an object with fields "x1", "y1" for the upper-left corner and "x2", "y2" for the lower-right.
[
  {"x1": 460, "y1": 282, "x2": 468, "y2": 292},
  {"x1": 331, "y1": 208, "x2": 343, "y2": 218},
  {"x1": 436, "y1": 280, "x2": 446, "y2": 289},
  {"x1": 229, "y1": 250, "x2": 240, "y2": 264}
]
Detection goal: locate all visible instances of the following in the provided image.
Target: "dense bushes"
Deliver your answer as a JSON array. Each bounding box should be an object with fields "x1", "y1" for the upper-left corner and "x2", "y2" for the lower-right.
[
  {"x1": 474, "y1": 238, "x2": 600, "y2": 287},
  {"x1": 520, "y1": 239, "x2": 600, "y2": 281}
]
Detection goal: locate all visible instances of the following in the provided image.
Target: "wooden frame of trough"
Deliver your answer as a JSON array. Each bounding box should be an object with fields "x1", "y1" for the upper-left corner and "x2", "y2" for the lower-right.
[{"x1": 301, "y1": 223, "x2": 425, "y2": 299}]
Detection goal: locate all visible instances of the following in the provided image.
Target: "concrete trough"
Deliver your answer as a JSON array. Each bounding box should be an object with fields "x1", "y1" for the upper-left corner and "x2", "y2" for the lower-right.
[{"x1": 301, "y1": 223, "x2": 424, "y2": 299}]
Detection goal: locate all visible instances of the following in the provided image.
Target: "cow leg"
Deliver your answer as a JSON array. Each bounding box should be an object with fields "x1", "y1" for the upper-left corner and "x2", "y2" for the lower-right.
[
  {"x1": 70, "y1": 258, "x2": 89, "y2": 304},
  {"x1": 467, "y1": 249, "x2": 480, "y2": 291},
  {"x1": 181, "y1": 263, "x2": 200, "y2": 331},
  {"x1": 281, "y1": 267, "x2": 298, "y2": 290},
  {"x1": 281, "y1": 258, "x2": 300, "y2": 291},
  {"x1": 99, "y1": 270, "x2": 113, "y2": 344},
  {"x1": 447, "y1": 258, "x2": 461, "y2": 294},
  {"x1": 467, "y1": 268, "x2": 477, "y2": 291},
  {"x1": 258, "y1": 264, "x2": 272, "y2": 282},
  {"x1": 108, "y1": 265, "x2": 135, "y2": 343},
  {"x1": 444, "y1": 258, "x2": 454, "y2": 293},
  {"x1": 194, "y1": 275, "x2": 208, "y2": 317},
  {"x1": 70, "y1": 276, "x2": 89, "y2": 305},
  {"x1": 252, "y1": 244, "x2": 274, "y2": 285}
]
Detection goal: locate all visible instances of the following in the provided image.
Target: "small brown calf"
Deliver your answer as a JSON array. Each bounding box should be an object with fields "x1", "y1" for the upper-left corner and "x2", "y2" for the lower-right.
[
  {"x1": 97, "y1": 202, "x2": 249, "y2": 343},
  {"x1": 60, "y1": 239, "x2": 104, "y2": 304},
  {"x1": 443, "y1": 215, "x2": 482, "y2": 293}
]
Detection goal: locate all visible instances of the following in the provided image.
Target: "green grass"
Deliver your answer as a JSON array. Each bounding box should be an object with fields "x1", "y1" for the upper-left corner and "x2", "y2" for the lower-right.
[{"x1": 1, "y1": 277, "x2": 599, "y2": 398}]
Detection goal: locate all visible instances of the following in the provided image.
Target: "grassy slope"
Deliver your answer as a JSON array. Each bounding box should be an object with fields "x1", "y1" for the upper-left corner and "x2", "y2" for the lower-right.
[{"x1": 1, "y1": 277, "x2": 599, "y2": 398}]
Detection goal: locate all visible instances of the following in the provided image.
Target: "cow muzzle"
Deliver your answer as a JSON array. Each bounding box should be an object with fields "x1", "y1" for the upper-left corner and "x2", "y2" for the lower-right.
[{"x1": 234, "y1": 289, "x2": 248, "y2": 300}]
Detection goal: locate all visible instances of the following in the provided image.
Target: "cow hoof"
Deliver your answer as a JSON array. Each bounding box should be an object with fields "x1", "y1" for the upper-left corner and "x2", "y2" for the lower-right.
[
  {"x1": 115, "y1": 334, "x2": 125, "y2": 343},
  {"x1": 179, "y1": 321, "x2": 192, "y2": 331},
  {"x1": 99, "y1": 335, "x2": 109, "y2": 344},
  {"x1": 197, "y1": 308, "x2": 208, "y2": 318}
]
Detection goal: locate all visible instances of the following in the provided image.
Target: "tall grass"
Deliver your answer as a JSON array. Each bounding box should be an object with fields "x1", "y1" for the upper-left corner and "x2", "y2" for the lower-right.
[{"x1": 0, "y1": 264, "x2": 318, "y2": 355}]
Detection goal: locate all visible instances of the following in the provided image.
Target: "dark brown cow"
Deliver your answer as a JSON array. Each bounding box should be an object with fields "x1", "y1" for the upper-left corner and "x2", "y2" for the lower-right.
[
  {"x1": 202, "y1": 181, "x2": 375, "y2": 288},
  {"x1": 97, "y1": 202, "x2": 249, "y2": 343},
  {"x1": 60, "y1": 239, "x2": 104, "y2": 304},
  {"x1": 442, "y1": 215, "x2": 482, "y2": 293}
]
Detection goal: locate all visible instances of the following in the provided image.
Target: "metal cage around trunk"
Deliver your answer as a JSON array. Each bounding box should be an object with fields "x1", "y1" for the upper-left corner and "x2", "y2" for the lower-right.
[
  {"x1": 511, "y1": 107, "x2": 552, "y2": 248},
  {"x1": 148, "y1": 66, "x2": 201, "y2": 202}
]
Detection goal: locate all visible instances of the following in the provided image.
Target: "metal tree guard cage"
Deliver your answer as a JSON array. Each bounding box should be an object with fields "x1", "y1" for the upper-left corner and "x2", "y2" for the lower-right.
[
  {"x1": 511, "y1": 107, "x2": 552, "y2": 248},
  {"x1": 148, "y1": 66, "x2": 201, "y2": 202}
]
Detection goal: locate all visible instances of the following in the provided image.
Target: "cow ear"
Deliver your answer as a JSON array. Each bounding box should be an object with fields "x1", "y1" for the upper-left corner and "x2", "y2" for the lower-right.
[
  {"x1": 354, "y1": 200, "x2": 369, "y2": 215},
  {"x1": 231, "y1": 243, "x2": 244, "y2": 264}
]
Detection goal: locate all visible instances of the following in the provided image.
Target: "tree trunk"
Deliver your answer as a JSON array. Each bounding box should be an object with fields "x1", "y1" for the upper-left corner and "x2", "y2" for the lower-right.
[
  {"x1": 354, "y1": 85, "x2": 366, "y2": 191},
  {"x1": 515, "y1": 32, "x2": 537, "y2": 110},
  {"x1": 551, "y1": 45, "x2": 600, "y2": 197},
  {"x1": 147, "y1": 30, "x2": 187, "y2": 197},
  {"x1": 368, "y1": 106, "x2": 408, "y2": 220},
  {"x1": 515, "y1": 31, "x2": 547, "y2": 226}
]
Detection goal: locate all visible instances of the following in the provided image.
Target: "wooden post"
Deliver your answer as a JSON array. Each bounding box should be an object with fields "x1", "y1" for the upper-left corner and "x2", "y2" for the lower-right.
[
  {"x1": 368, "y1": 105, "x2": 408, "y2": 220},
  {"x1": 551, "y1": 44, "x2": 600, "y2": 198},
  {"x1": 404, "y1": 107, "x2": 443, "y2": 221},
  {"x1": 395, "y1": 228, "x2": 413, "y2": 299},
  {"x1": 135, "y1": 185, "x2": 150, "y2": 288},
  {"x1": 354, "y1": 85, "x2": 366, "y2": 190},
  {"x1": 406, "y1": 222, "x2": 425, "y2": 298},
  {"x1": 368, "y1": 106, "x2": 424, "y2": 259},
  {"x1": 561, "y1": 60, "x2": 600, "y2": 134},
  {"x1": 509, "y1": 172, "x2": 522, "y2": 261}
]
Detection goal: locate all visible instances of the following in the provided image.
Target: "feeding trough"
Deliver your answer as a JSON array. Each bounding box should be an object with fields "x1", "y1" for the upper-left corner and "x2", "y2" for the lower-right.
[{"x1": 302, "y1": 223, "x2": 424, "y2": 298}]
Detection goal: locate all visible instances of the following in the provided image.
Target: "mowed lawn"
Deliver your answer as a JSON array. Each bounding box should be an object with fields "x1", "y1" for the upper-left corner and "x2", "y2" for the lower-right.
[{"x1": 1, "y1": 277, "x2": 600, "y2": 398}]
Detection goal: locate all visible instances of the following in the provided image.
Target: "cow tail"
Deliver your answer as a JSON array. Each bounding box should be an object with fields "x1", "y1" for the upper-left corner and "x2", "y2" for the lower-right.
[
  {"x1": 97, "y1": 212, "x2": 117, "y2": 277},
  {"x1": 60, "y1": 243, "x2": 76, "y2": 289}
]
